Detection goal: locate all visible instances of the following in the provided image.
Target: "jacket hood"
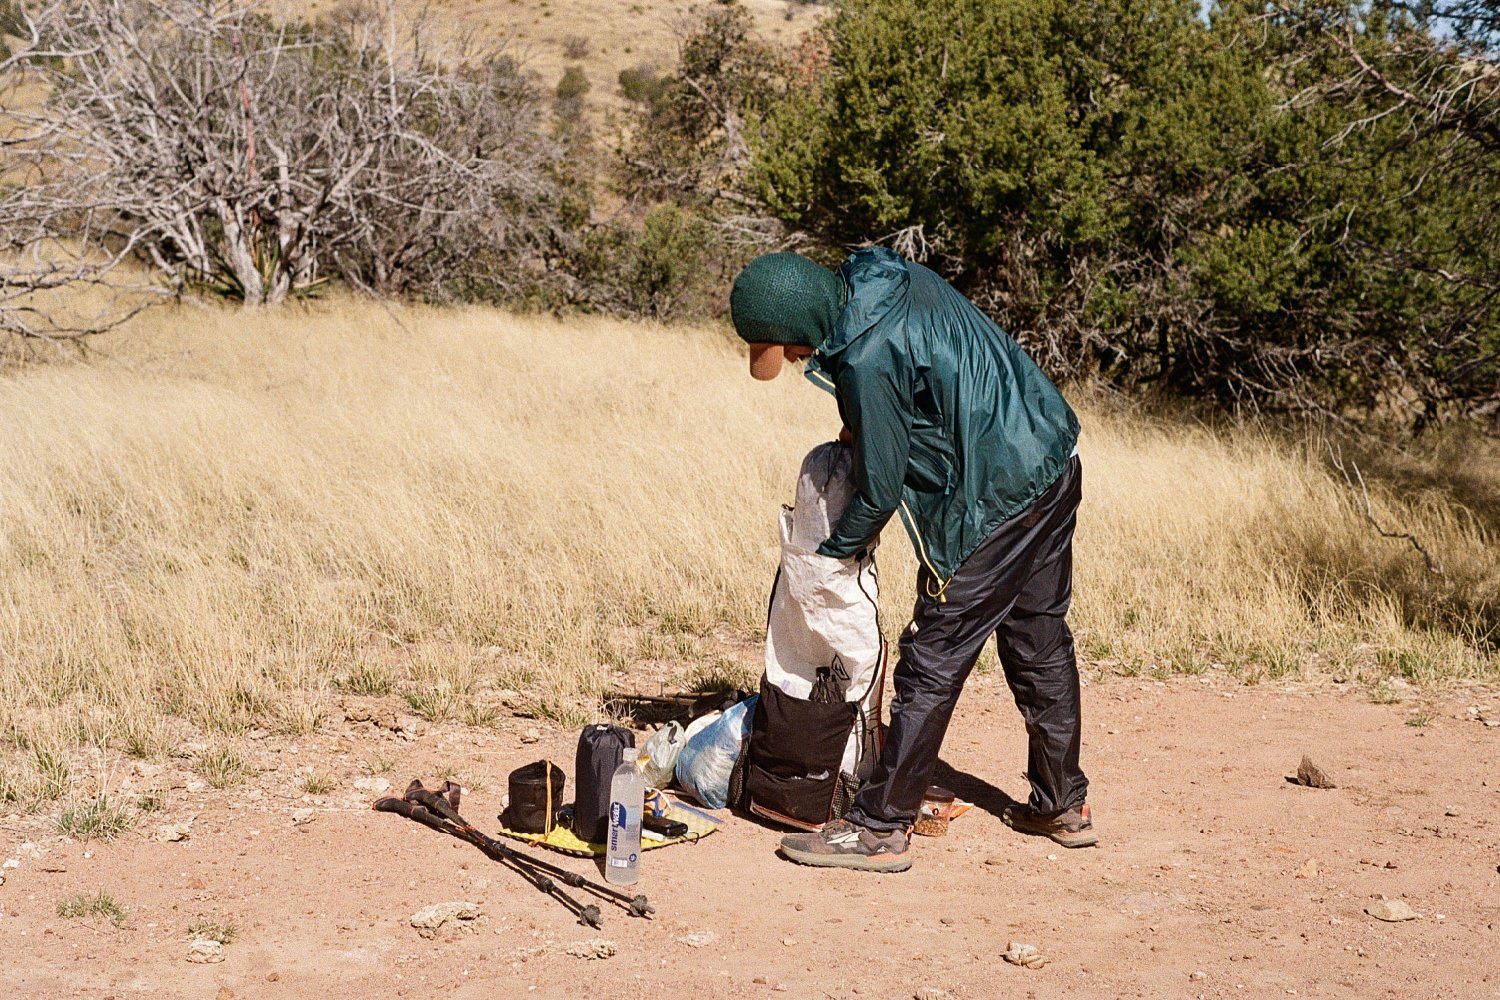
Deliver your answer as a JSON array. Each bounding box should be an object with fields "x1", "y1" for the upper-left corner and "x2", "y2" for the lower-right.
[{"x1": 821, "y1": 247, "x2": 911, "y2": 359}]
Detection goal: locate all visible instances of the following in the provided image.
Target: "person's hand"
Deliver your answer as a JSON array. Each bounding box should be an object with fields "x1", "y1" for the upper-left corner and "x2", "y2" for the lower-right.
[{"x1": 837, "y1": 425, "x2": 853, "y2": 444}]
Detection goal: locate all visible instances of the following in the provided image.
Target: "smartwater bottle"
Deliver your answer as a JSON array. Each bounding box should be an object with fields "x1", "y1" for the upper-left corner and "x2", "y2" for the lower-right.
[{"x1": 605, "y1": 748, "x2": 644, "y2": 885}]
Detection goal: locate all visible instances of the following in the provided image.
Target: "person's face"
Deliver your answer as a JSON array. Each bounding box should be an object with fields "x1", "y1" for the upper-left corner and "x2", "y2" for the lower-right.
[{"x1": 747, "y1": 342, "x2": 814, "y2": 381}]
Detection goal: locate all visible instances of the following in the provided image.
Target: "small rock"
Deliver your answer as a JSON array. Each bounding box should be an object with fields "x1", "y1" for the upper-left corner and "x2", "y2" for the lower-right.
[
  {"x1": 564, "y1": 938, "x2": 616, "y2": 960},
  {"x1": 781, "y1": 936, "x2": 796, "y2": 947},
  {"x1": 1003, "y1": 941, "x2": 1048, "y2": 969},
  {"x1": 1295, "y1": 859, "x2": 1319, "y2": 879},
  {"x1": 1294, "y1": 755, "x2": 1336, "y2": 789},
  {"x1": 291, "y1": 808, "x2": 316, "y2": 827},
  {"x1": 913, "y1": 989, "x2": 954, "y2": 1000},
  {"x1": 395, "y1": 715, "x2": 426, "y2": 738},
  {"x1": 186, "y1": 938, "x2": 225, "y2": 964},
  {"x1": 677, "y1": 930, "x2": 716, "y2": 948},
  {"x1": 353, "y1": 776, "x2": 391, "y2": 794},
  {"x1": 1444, "y1": 808, "x2": 1459, "y2": 817},
  {"x1": 265, "y1": 972, "x2": 280, "y2": 983},
  {"x1": 983, "y1": 856, "x2": 1005, "y2": 866},
  {"x1": 939, "y1": 916, "x2": 955, "y2": 926},
  {"x1": 1365, "y1": 899, "x2": 1418, "y2": 922},
  {"x1": 215, "y1": 987, "x2": 236, "y2": 1000},
  {"x1": 520, "y1": 728, "x2": 541, "y2": 745},
  {"x1": 410, "y1": 901, "x2": 482, "y2": 939},
  {"x1": 1189, "y1": 970, "x2": 1207, "y2": 981},
  {"x1": 184, "y1": 779, "x2": 207, "y2": 793},
  {"x1": 247, "y1": 727, "x2": 270, "y2": 741},
  {"x1": 155, "y1": 823, "x2": 191, "y2": 843},
  {"x1": 2, "y1": 859, "x2": 19, "y2": 870}
]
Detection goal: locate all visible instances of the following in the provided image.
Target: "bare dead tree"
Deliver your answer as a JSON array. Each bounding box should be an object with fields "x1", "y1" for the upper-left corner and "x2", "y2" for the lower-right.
[
  {"x1": 0, "y1": 9, "x2": 169, "y2": 348},
  {"x1": 0, "y1": 0, "x2": 574, "y2": 332}
]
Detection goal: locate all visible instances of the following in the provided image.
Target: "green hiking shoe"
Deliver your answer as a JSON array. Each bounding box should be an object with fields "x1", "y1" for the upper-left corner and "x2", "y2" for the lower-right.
[
  {"x1": 779, "y1": 819, "x2": 913, "y2": 873},
  {"x1": 1001, "y1": 802, "x2": 1098, "y2": 848}
]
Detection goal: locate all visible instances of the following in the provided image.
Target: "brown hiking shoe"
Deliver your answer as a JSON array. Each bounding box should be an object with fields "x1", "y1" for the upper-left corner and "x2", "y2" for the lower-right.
[
  {"x1": 1002, "y1": 802, "x2": 1098, "y2": 848},
  {"x1": 779, "y1": 819, "x2": 913, "y2": 873}
]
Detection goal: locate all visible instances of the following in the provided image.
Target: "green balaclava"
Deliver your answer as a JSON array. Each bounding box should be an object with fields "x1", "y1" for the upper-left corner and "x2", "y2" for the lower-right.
[{"x1": 730, "y1": 252, "x2": 843, "y2": 350}]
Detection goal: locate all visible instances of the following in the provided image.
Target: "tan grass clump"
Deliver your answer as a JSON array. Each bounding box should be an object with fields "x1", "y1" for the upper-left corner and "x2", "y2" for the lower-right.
[{"x1": 0, "y1": 298, "x2": 1493, "y2": 768}]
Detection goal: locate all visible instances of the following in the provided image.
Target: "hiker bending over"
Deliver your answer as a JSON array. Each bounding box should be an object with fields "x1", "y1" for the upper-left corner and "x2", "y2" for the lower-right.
[{"x1": 729, "y1": 249, "x2": 1094, "y2": 872}]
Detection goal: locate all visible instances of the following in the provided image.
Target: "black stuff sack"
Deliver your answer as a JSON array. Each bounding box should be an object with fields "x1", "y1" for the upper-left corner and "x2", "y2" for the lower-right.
[
  {"x1": 573, "y1": 724, "x2": 635, "y2": 844},
  {"x1": 503, "y1": 760, "x2": 565, "y2": 835}
]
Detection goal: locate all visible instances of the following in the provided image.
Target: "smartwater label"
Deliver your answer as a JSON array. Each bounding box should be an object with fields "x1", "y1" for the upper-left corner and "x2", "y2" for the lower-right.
[{"x1": 609, "y1": 801, "x2": 625, "y2": 850}]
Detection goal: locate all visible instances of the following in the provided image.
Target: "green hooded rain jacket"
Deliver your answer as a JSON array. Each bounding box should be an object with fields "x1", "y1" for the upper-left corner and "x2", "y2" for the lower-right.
[{"x1": 806, "y1": 247, "x2": 1079, "y2": 598}]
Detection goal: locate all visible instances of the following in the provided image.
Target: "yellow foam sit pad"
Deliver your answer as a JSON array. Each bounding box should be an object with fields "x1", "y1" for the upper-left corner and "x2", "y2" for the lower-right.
[{"x1": 494, "y1": 800, "x2": 721, "y2": 857}]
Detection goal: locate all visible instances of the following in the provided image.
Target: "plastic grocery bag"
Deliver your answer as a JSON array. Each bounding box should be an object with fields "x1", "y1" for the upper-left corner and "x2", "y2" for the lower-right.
[
  {"x1": 640, "y1": 720, "x2": 686, "y2": 789},
  {"x1": 674, "y1": 697, "x2": 757, "y2": 809}
]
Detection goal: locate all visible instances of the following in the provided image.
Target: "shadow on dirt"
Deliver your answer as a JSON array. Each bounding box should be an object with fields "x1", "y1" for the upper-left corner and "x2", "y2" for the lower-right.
[{"x1": 931, "y1": 758, "x2": 1023, "y2": 821}]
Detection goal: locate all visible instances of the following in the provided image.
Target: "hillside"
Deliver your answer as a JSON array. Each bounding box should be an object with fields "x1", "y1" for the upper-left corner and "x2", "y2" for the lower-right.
[{"x1": 272, "y1": 0, "x2": 824, "y2": 112}]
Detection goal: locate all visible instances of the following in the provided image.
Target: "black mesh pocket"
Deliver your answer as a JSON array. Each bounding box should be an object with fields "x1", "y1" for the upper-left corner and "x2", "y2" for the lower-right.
[{"x1": 745, "y1": 676, "x2": 856, "y2": 830}]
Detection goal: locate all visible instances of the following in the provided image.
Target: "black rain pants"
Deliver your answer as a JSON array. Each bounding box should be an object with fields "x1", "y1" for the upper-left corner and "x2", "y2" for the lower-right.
[{"x1": 846, "y1": 455, "x2": 1087, "y2": 831}]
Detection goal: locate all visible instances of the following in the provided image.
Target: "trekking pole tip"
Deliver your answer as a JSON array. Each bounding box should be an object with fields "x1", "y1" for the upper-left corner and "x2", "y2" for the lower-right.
[
  {"x1": 629, "y1": 895, "x2": 655, "y2": 918},
  {"x1": 580, "y1": 904, "x2": 604, "y2": 929}
]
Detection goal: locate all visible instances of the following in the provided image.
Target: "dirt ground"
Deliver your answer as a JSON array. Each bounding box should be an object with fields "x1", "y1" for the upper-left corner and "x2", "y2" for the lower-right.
[{"x1": 3, "y1": 672, "x2": 1497, "y2": 1000}]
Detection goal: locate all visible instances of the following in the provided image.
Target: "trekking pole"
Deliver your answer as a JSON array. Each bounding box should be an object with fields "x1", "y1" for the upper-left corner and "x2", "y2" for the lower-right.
[
  {"x1": 404, "y1": 780, "x2": 655, "y2": 919},
  {"x1": 373, "y1": 796, "x2": 604, "y2": 928}
]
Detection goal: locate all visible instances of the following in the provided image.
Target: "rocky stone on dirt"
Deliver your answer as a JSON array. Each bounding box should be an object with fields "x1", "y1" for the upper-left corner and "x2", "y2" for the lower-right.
[
  {"x1": 1296, "y1": 859, "x2": 1319, "y2": 879},
  {"x1": 1365, "y1": 899, "x2": 1418, "y2": 922},
  {"x1": 564, "y1": 938, "x2": 617, "y2": 960},
  {"x1": 1003, "y1": 941, "x2": 1048, "y2": 969},
  {"x1": 1293, "y1": 755, "x2": 1336, "y2": 789},
  {"x1": 677, "y1": 929, "x2": 717, "y2": 948},
  {"x1": 410, "y1": 900, "x2": 482, "y2": 939},
  {"x1": 186, "y1": 938, "x2": 225, "y2": 964},
  {"x1": 394, "y1": 715, "x2": 426, "y2": 740},
  {"x1": 520, "y1": 727, "x2": 541, "y2": 744},
  {"x1": 155, "y1": 822, "x2": 191, "y2": 843},
  {"x1": 291, "y1": 808, "x2": 316, "y2": 827},
  {"x1": 1189, "y1": 970, "x2": 1207, "y2": 981},
  {"x1": 353, "y1": 776, "x2": 392, "y2": 795},
  {"x1": 983, "y1": 855, "x2": 1005, "y2": 866},
  {"x1": 913, "y1": 988, "x2": 954, "y2": 1000}
]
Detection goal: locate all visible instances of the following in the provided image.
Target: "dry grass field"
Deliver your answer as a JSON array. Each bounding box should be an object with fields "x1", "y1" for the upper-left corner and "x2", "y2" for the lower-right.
[{"x1": 1, "y1": 299, "x2": 1494, "y2": 812}]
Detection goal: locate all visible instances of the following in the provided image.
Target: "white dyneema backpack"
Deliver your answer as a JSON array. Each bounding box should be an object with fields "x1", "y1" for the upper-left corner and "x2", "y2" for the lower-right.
[{"x1": 733, "y1": 441, "x2": 887, "y2": 830}]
